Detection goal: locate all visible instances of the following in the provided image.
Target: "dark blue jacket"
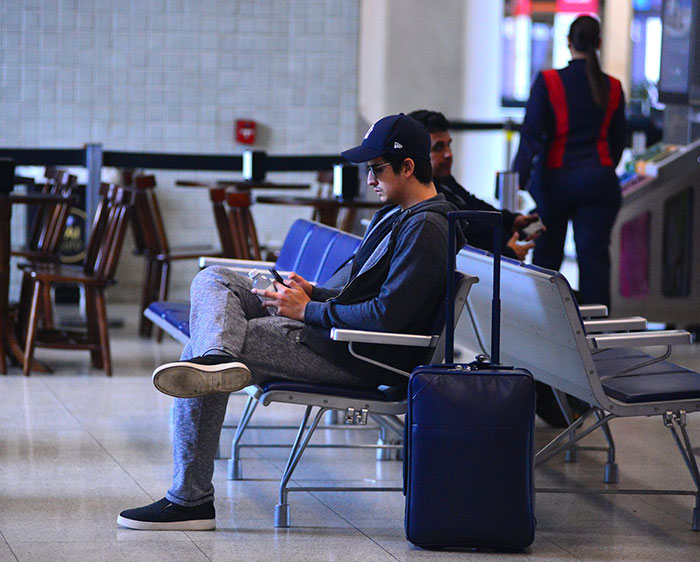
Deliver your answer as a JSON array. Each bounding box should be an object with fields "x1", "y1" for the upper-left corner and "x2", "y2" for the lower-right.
[
  {"x1": 435, "y1": 175, "x2": 518, "y2": 259},
  {"x1": 303, "y1": 194, "x2": 462, "y2": 385},
  {"x1": 513, "y1": 59, "x2": 626, "y2": 190}
]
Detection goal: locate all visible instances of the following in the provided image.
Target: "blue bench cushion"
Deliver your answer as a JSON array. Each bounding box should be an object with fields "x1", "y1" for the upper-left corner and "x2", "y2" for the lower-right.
[
  {"x1": 259, "y1": 380, "x2": 394, "y2": 402},
  {"x1": 148, "y1": 301, "x2": 190, "y2": 338},
  {"x1": 596, "y1": 349, "x2": 700, "y2": 403}
]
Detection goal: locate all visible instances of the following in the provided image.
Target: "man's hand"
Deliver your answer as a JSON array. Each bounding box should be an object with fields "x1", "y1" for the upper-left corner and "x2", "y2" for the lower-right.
[
  {"x1": 512, "y1": 213, "x2": 544, "y2": 241},
  {"x1": 252, "y1": 280, "x2": 310, "y2": 321},
  {"x1": 506, "y1": 232, "x2": 535, "y2": 261},
  {"x1": 287, "y1": 272, "x2": 314, "y2": 297}
]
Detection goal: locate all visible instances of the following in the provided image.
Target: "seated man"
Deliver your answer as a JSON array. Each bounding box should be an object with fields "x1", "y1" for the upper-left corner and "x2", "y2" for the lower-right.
[
  {"x1": 117, "y1": 113, "x2": 464, "y2": 531},
  {"x1": 408, "y1": 109, "x2": 541, "y2": 260}
]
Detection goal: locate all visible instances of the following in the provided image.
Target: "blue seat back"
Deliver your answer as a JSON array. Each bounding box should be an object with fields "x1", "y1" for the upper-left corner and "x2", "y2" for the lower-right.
[
  {"x1": 146, "y1": 220, "x2": 363, "y2": 345},
  {"x1": 275, "y1": 219, "x2": 361, "y2": 284},
  {"x1": 317, "y1": 233, "x2": 362, "y2": 284}
]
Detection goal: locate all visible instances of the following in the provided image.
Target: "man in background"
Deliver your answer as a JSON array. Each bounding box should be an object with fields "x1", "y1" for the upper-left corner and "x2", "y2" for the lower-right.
[{"x1": 409, "y1": 109, "x2": 541, "y2": 260}]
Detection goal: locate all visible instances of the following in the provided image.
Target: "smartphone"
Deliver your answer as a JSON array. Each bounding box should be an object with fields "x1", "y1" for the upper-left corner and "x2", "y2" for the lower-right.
[
  {"x1": 268, "y1": 268, "x2": 286, "y2": 285},
  {"x1": 519, "y1": 218, "x2": 544, "y2": 240},
  {"x1": 248, "y1": 269, "x2": 278, "y2": 314}
]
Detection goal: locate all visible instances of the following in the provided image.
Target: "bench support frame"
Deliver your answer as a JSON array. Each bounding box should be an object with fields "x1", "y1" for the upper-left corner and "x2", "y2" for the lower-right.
[{"x1": 535, "y1": 408, "x2": 700, "y2": 531}]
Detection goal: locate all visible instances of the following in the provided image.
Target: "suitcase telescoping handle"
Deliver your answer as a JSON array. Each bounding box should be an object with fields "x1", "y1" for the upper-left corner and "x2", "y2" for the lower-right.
[{"x1": 446, "y1": 210, "x2": 502, "y2": 365}]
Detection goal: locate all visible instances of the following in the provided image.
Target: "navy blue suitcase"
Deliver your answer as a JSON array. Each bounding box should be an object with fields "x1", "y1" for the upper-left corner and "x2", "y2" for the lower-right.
[{"x1": 404, "y1": 210, "x2": 536, "y2": 550}]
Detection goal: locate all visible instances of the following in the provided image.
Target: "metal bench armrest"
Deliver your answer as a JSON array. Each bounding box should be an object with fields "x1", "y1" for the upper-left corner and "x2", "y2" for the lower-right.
[
  {"x1": 587, "y1": 329, "x2": 691, "y2": 349},
  {"x1": 199, "y1": 256, "x2": 277, "y2": 270},
  {"x1": 578, "y1": 304, "x2": 609, "y2": 318},
  {"x1": 583, "y1": 316, "x2": 648, "y2": 334},
  {"x1": 330, "y1": 328, "x2": 438, "y2": 348}
]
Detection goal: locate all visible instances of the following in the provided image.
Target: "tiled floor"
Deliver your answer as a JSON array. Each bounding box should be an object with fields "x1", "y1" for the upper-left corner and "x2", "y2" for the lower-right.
[{"x1": 1, "y1": 303, "x2": 699, "y2": 561}]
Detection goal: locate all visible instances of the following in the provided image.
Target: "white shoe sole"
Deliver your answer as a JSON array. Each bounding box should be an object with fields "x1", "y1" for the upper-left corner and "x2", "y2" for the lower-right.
[
  {"x1": 152, "y1": 360, "x2": 251, "y2": 398},
  {"x1": 117, "y1": 514, "x2": 215, "y2": 531}
]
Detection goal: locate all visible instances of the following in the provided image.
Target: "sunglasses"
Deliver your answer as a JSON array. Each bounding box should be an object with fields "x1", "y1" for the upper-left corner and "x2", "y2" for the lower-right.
[{"x1": 367, "y1": 161, "x2": 392, "y2": 179}]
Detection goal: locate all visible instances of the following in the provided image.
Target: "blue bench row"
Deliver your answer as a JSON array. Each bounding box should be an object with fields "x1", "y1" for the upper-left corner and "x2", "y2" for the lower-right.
[{"x1": 146, "y1": 219, "x2": 362, "y2": 341}]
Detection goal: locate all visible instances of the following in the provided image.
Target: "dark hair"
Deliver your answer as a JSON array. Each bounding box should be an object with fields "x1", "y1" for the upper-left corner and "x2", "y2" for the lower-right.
[
  {"x1": 568, "y1": 15, "x2": 608, "y2": 108},
  {"x1": 384, "y1": 154, "x2": 433, "y2": 184},
  {"x1": 407, "y1": 110, "x2": 450, "y2": 133}
]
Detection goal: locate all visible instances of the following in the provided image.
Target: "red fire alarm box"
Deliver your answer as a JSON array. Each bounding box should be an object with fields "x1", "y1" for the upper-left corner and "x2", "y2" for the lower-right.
[{"x1": 236, "y1": 119, "x2": 257, "y2": 144}]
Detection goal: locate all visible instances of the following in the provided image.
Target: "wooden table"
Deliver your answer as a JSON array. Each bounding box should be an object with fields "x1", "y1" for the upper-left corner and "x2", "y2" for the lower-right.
[
  {"x1": 0, "y1": 192, "x2": 76, "y2": 374},
  {"x1": 255, "y1": 195, "x2": 384, "y2": 232},
  {"x1": 176, "y1": 179, "x2": 310, "y2": 190}
]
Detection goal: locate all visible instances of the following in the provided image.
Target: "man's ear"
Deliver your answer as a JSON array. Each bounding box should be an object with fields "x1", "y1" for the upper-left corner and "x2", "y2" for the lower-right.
[{"x1": 403, "y1": 158, "x2": 415, "y2": 177}]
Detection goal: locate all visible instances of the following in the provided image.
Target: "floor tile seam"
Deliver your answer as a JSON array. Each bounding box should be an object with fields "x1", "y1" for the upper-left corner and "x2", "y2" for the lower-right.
[
  {"x1": 537, "y1": 459, "x2": 698, "y2": 508},
  {"x1": 0, "y1": 529, "x2": 20, "y2": 562},
  {"x1": 536, "y1": 532, "x2": 581, "y2": 560},
  {"x1": 635, "y1": 492, "x2": 698, "y2": 527},
  {"x1": 304, "y1": 491, "x2": 401, "y2": 561},
  {"x1": 185, "y1": 539, "x2": 213, "y2": 562}
]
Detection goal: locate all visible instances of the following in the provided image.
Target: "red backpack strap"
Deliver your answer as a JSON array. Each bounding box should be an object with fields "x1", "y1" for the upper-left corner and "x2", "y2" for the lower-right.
[
  {"x1": 597, "y1": 77, "x2": 623, "y2": 166},
  {"x1": 541, "y1": 69, "x2": 568, "y2": 168}
]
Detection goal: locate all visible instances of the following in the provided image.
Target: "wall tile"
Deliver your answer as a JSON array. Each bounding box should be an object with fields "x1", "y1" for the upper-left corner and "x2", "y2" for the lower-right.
[{"x1": 3, "y1": 0, "x2": 359, "y2": 300}]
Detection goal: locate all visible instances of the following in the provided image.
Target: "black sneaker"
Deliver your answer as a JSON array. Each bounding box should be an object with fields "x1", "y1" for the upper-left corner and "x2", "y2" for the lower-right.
[
  {"x1": 117, "y1": 497, "x2": 215, "y2": 531},
  {"x1": 152, "y1": 355, "x2": 251, "y2": 398}
]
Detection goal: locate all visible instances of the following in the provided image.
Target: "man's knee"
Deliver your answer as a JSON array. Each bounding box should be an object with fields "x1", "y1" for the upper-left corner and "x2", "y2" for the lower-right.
[{"x1": 191, "y1": 266, "x2": 248, "y2": 297}]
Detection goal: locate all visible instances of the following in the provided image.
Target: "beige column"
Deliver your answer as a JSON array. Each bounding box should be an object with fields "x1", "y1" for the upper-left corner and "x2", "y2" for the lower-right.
[
  {"x1": 456, "y1": 0, "x2": 505, "y2": 202},
  {"x1": 601, "y1": 1, "x2": 633, "y2": 96},
  {"x1": 358, "y1": 0, "x2": 465, "y2": 126}
]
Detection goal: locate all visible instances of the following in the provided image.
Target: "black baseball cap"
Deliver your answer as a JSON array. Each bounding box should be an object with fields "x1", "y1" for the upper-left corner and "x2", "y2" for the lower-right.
[{"x1": 341, "y1": 113, "x2": 431, "y2": 164}]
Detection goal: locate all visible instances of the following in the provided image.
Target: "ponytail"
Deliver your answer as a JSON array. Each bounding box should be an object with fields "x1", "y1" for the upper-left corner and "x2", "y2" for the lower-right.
[
  {"x1": 569, "y1": 15, "x2": 609, "y2": 108},
  {"x1": 584, "y1": 46, "x2": 609, "y2": 107}
]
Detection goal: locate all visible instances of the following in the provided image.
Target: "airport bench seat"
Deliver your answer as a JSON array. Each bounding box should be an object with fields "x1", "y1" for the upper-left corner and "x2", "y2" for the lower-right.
[{"x1": 455, "y1": 245, "x2": 700, "y2": 531}]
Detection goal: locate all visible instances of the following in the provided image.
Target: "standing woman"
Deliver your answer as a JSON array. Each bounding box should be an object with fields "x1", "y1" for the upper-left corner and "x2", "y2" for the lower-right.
[{"x1": 513, "y1": 14, "x2": 626, "y2": 307}]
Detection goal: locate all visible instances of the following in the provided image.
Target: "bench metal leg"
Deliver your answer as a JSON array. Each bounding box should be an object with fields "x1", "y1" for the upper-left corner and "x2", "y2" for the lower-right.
[
  {"x1": 275, "y1": 405, "x2": 327, "y2": 528},
  {"x1": 535, "y1": 408, "x2": 611, "y2": 466},
  {"x1": 376, "y1": 428, "x2": 392, "y2": 461},
  {"x1": 594, "y1": 408, "x2": 619, "y2": 484},
  {"x1": 324, "y1": 409, "x2": 341, "y2": 425},
  {"x1": 537, "y1": 409, "x2": 700, "y2": 531},
  {"x1": 227, "y1": 395, "x2": 259, "y2": 480},
  {"x1": 371, "y1": 414, "x2": 404, "y2": 461},
  {"x1": 553, "y1": 389, "x2": 579, "y2": 462},
  {"x1": 664, "y1": 410, "x2": 700, "y2": 531}
]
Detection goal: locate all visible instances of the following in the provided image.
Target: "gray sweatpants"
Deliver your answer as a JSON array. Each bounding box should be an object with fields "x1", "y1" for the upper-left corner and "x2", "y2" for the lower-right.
[{"x1": 166, "y1": 266, "x2": 374, "y2": 506}]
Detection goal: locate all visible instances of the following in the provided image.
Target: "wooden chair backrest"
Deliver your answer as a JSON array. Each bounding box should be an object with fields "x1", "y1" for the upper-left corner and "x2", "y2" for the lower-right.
[
  {"x1": 86, "y1": 184, "x2": 133, "y2": 281},
  {"x1": 225, "y1": 191, "x2": 261, "y2": 260},
  {"x1": 26, "y1": 170, "x2": 77, "y2": 257},
  {"x1": 210, "y1": 188, "x2": 236, "y2": 258},
  {"x1": 43, "y1": 171, "x2": 77, "y2": 255},
  {"x1": 130, "y1": 174, "x2": 171, "y2": 256}
]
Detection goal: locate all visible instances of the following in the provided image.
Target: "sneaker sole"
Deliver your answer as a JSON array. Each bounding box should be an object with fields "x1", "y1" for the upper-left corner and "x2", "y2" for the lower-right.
[
  {"x1": 152, "y1": 361, "x2": 251, "y2": 398},
  {"x1": 117, "y1": 514, "x2": 215, "y2": 531}
]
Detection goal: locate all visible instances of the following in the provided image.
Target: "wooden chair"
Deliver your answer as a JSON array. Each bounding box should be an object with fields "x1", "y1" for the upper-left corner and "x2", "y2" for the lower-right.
[
  {"x1": 129, "y1": 175, "x2": 221, "y2": 339},
  {"x1": 19, "y1": 184, "x2": 133, "y2": 376},
  {"x1": 225, "y1": 191, "x2": 262, "y2": 260},
  {"x1": 210, "y1": 188, "x2": 237, "y2": 259},
  {"x1": 13, "y1": 170, "x2": 78, "y2": 331},
  {"x1": 12, "y1": 170, "x2": 77, "y2": 262}
]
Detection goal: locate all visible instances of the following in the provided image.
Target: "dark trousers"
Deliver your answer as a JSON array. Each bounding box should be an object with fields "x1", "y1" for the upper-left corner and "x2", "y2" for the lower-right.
[{"x1": 532, "y1": 166, "x2": 621, "y2": 307}]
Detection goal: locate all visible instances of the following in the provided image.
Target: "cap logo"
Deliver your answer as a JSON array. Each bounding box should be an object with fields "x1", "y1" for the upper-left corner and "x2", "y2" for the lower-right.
[
  {"x1": 394, "y1": 142, "x2": 403, "y2": 149},
  {"x1": 363, "y1": 124, "x2": 375, "y2": 140}
]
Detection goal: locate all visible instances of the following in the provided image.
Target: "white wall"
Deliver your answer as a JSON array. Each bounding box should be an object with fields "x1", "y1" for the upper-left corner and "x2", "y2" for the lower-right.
[
  {"x1": 359, "y1": 0, "x2": 464, "y2": 123},
  {"x1": 358, "y1": 0, "x2": 507, "y2": 204},
  {"x1": 1, "y1": 0, "x2": 360, "y2": 301}
]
